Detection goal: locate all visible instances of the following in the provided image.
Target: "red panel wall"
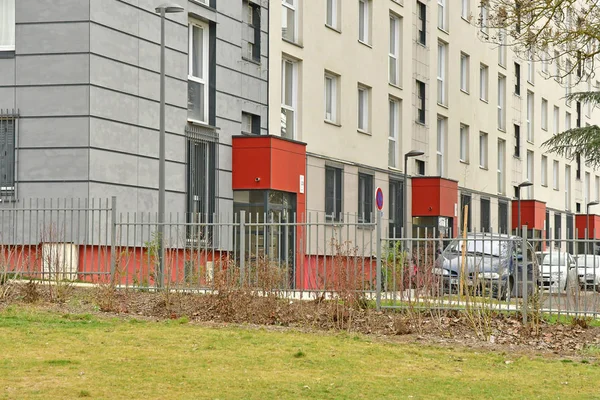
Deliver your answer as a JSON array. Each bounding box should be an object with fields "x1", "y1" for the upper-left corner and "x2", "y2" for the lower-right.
[
  {"x1": 412, "y1": 177, "x2": 459, "y2": 235},
  {"x1": 575, "y1": 214, "x2": 600, "y2": 239},
  {"x1": 511, "y1": 200, "x2": 546, "y2": 231}
]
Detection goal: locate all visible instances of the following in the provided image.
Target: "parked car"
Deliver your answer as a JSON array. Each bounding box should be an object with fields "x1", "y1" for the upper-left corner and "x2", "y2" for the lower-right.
[
  {"x1": 576, "y1": 254, "x2": 600, "y2": 291},
  {"x1": 535, "y1": 250, "x2": 577, "y2": 292},
  {"x1": 433, "y1": 233, "x2": 539, "y2": 300}
]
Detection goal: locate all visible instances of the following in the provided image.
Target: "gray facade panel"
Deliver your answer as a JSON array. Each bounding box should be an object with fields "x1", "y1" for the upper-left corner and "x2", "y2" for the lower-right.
[
  {"x1": 16, "y1": 54, "x2": 90, "y2": 86},
  {"x1": 13, "y1": 182, "x2": 88, "y2": 200},
  {"x1": 138, "y1": 39, "x2": 187, "y2": 78},
  {"x1": 16, "y1": 23, "x2": 90, "y2": 54},
  {"x1": 90, "y1": 55, "x2": 139, "y2": 95},
  {"x1": 16, "y1": 0, "x2": 90, "y2": 23},
  {"x1": 216, "y1": 14, "x2": 243, "y2": 48},
  {"x1": 90, "y1": 0, "x2": 139, "y2": 36},
  {"x1": 137, "y1": 157, "x2": 186, "y2": 192},
  {"x1": 89, "y1": 118, "x2": 138, "y2": 154},
  {"x1": 138, "y1": 69, "x2": 187, "y2": 107},
  {"x1": 138, "y1": 128, "x2": 186, "y2": 162},
  {"x1": 215, "y1": 64, "x2": 242, "y2": 98},
  {"x1": 138, "y1": 10, "x2": 188, "y2": 53},
  {"x1": 19, "y1": 117, "x2": 90, "y2": 148},
  {"x1": 90, "y1": 86, "x2": 139, "y2": 125},
  {"x1": 18, "y1": 148, "x2": 89, "y2": 181},
  {"x1": 215, "y1": 91, "x2": 242, "y2": 124},
  {"x1": 0, "y1": 58, "x2": 15, "y2": 86},
  {"x1": 17, "y1": 86, "x2": 89, "y2": 117},
  {"x1": 89, "y1": 149, "x2": 139, "y2": 187},
  {"x1": 0, "y1": 87, "x2": 16, "y2": 109},
  {"x1": 90, "y1": 23, "x2": 139, "y2": 65}
]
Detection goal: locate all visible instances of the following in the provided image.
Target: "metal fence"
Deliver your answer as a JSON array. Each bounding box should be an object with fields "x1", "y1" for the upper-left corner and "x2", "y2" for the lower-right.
[{"x1": 2, "y1": 198, "x2": 600, "y2": 319}]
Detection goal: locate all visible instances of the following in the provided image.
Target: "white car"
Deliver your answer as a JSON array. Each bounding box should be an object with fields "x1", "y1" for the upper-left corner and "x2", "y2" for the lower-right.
[
  {"x1": 576, "y1": 254, "x2": 600, "y2": 291},
  {"x1": 536, "y1": 251, "x2": 577, "y2": 292}
]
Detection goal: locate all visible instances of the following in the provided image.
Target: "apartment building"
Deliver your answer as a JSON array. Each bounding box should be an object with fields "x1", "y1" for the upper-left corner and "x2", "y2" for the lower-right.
[
  {"x1": 0, "y1": 0, "x2": 269, "y2": 222},
  {"x1": 266, "y1": 0, "x2": 600, "y2": 250}
]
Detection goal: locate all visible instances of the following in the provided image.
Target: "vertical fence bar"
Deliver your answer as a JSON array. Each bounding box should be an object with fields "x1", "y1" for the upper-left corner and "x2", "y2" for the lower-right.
[
  {"x1": 110, "y1": 196, "x2": 117, "y2": 283},
  {"x1": 239, "y1": 210, "x2": 246, "y2": 285},
  {"x1": 522, "y1": 225, "x2": 528, "y2": 324},
  {"x1": 376, "y1": 210, "x2": 382, "y2": 310}
]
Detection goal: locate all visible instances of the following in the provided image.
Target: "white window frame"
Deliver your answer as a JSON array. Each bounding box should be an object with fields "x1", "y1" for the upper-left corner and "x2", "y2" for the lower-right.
[
  {"x1": 437, "y1": 0, "x2": 447, "y2": 31},
  {"x1": 527, "y1": 52, "x2": 534, "y2": 83},
  {"x1": 358, "y1": 84, "x2": 370, "y2": 132},
  {"x1": 358, "y1": 0, "x2": 371, "y2": 45},
  {"x1": 479, "y1": 131, "x2": 488, "y2": 168},
  {"x1": 324, "y1": 72, "x2": 338, "y2": 123},
  {"x1": 541, "y1": 98, "x2": 548, "y2": 131},
  {"x1": 596, "y1": 175, "x2": 600, "y2": 202},
  {"x1": 389, "y1": 15, "x2": 401, "y2": 86},
  {"x1": 326, "y1": 0, "x2": 339, "y2": 29},
  {"x1": 460, "y1": 53, "x2": 470, "y2": 93},
  {"x1": 526, "y1": 150, "x2": 534, "y2": 199},
  {"x1": 480, "y1": 2, "x2": 489, "y2": 35},
  {"x1": 461, "y1": 0, "x2": 469, "y2": 20},
  {"x1": 0, "y1": 0, "x2": 15, "y2": 51},
  {"x1": 553, "y1": 160, "x2": 559, "y2": 190},
  {"x1": 586, "y1": 172, "x2": 591, "y2": 204},
  {"x1": 281, "y1": 58, "x2": 297, "y2": 139},
  {"x1": 553, "y1": 106, "x2": 559, "y2": 135},
  {"x1": 437, "y1": 42, "x2": 447, "y2": 105},
  {"x1": 565, "y1": 165, "x2": 571, "y2": 210},
  {"x1": 188, "y1": 20, "x2": 210, "y2": 125},
  {"x1": 282, "y1": 0, "x2": 298, "y2": 43},
  {"x1": 498, "y1": 29, "x2": 507, "y2": 67},
  {"x1": 541, "y1": 155, "x2": 548, "y2": 186},
  {"x1": 542, "y1": 57, "x2": 549, "y2": 74},
  {"x1": 479, "y1": 64, "x2": 488, "y2": 101},
  {"x1": 417, "y1": 1, "x2": 426, "y2": 46},
  {"x1": 565, "y1": 111, "x2": 571, "y2": 131},
  {"x1": 526, "y1": 91, "x2": 534, "y2": 142},
  {"x1": 497, "y1": 139, "x2": 505, "y2": 194},
  {"x1": 437, "y1": 117, "x2": 446, "y2": 176},
  {"x1": 460, "y1": 124, "x2": 469, "y2": 163},
  {"x1": 497, "y1": 74, "x2": 506, "y2": 130},
  {"x1": 389, "y1": 98, "x2": 400, "y2": 168}
]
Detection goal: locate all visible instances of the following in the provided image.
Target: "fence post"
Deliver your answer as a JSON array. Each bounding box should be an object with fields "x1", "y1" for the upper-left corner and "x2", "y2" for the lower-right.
[
  {"x1": 110, "y1": 196, "x2": 117, "y2": 284},
  {"x1": 521, "y1": 225, "x2": 528, "y2": 325},
  {"x1": 376, "y1": 210, "x2": 382, "y2": 311},
  {"x1": 239, "y1": 210, "x2": 246, "y2": 285}
]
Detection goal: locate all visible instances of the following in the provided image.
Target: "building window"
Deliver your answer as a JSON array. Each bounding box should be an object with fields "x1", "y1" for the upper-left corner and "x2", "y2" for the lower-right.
[
  {"x1": 242, "y1": 112, "x2": 260, "y2": 135},
  {"x1": 554, "y1": 213, "x2": 562, "y2": 247},
  {"x1": 188, "y1": 20, "x2": 210, "y2": 124},
  {"x1": 497, "y1": 139, "x2": 505, "y2": 194},
  {"x1": 480, "y1": 1, "x2": 489, "y2": 35},
  {"x1": 461, "y1": 0, "x2": 469, "y2": 19},
  {"x1": 326, "y1": 0, "x2": 339, "y2": 29},
  {"x1": 514, "y1": 124, "x2": 521, "y2": 158},
  {"x1": 325, "y1": 166, "x2": 343, "y2": 221},
  {"x1": 514, "y1": 62, "x2": 521, "y2": 95},
  {"x1": 324, "y1": 72, "x2": 339, "y2": 123},
  {"x1": 541, "y1": 98, "x2": 548, "y2": 131},
  {"x1": 585, "y1": 172, "x2": 591, "y2": 203},
  {"x1": 282, "y1": 0, "x2": 297, "y2": 42},
  {"x1": 565, "y1": 111, "x2": 571, "y2": 131},
  {"x1": 541, "y1": 155, "x2": 548, "y2": 186},
  {"x1": 416, "y1": 80, "x2": 426, "y2": 123},
  {"x1": 526, "y1": 151, "x2": 534, "y2": 199},
  {"x1": 358, "y1": 0, "x2": 372, "y2": 44},
  {"x1": 479, "y1": 64, "x2": 488, "y2": 101},
  {"x1": 527, "y1": 52, "x2": 534, "y2": 83},
  {"x1": 479, "y1": 132, "x2": 488, "y2": 168},
  {"x1": 389, "y1": 98, "x2": 400, "y2": 168},
  {"x1": 526, "y1": 91, "x2": 534, "y2": 142},
  {"x1": 244, "y1": 1, "x2": 261, "y2": 62},
  {"x1": 542, "y1": 57, "x2": 549, "y2": 74},
  {"x1": 460, "y1": 53, "x2": 470, "y2": 93},
  {"x1": 565, "y1": 165, "x2": 571, "y2": 210},
  {"x1": 553, "y1": 106, "x2": 559, "y2": 135},
  {"x1": 596, "y1": 175, "x2": 600, "y2": 202},
  {"x1": 576, "y1": 101, "x2": 582, "y2": 127},
  {"x1": 437, "y1": 117, "x2": 446, "y2": 176},
  {"x1": 460, "y1": 124, "x2": 469, "y2": 163},
  {"x1": 416, "y1": 159, "x2": 426, "y2": 176},
  {"x1": 498, "y1": 28, "x2": 507, "y2": 67},
  {"x1": 437, "y1": 0, "x2": 447, "y2": 31},
  {"x1": 498, "y1": 74, "x2": 506, "y2": 130},
  {"x1": 389, "y1": 15, "x2": 401, "y2": 86},
  {"x1": 0, "y1": 0, "x2": 15, "y2": 52},
  {"x1": 358, "y1": 173, "x2": 374, "y2": 223},
  {"x1": 480, "y1": 198, "x2": 490, "y2": 232},
  {"x1": 186, "y1": 126, "x2": 217, "y2": 227},
  {"x1": 576, "y1": 152, "x2": 581, "y2": 180},
  {"x1": 553, "y1": 160, "x2": 559, "y2": 190},
  {"x1": 437, "y1": 41, "x2": 447, "y2": 104},
  {"x1": 0, "y1": 112, "x2": 16, "y2": 199},
  {"x1": 461, "y1": 194, "x2": 472, "y2": 232},
  {"x1": 417, "y1": 1, "x2": 426, "y2": 45},
  {"x1": 358, "y1": 84, "x2": 371, "y2": 132},
  {"x1": 281, "y1": 58, "x2": 297, "y2": 139},
  {"x1": 554, "y1": 50, "x2": 561, "y2": 77},
  {"x1": 498, "y1": 201, "x2": 508, "y2": 234},
  {"x1": 389, "y1": 179, "x2": 404, "y2": 238}
]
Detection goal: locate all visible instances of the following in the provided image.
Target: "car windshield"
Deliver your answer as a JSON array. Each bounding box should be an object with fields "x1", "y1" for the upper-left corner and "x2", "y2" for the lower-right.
[
  {"x1": 577, "y1": 255, "x2": 600, "y2": 267},
  {"x1": 541, "y1": 253, "x2": 567, "y2": 266},
  {"x1": 446, "y1": 238, "x2": 509, "y2": 257}
]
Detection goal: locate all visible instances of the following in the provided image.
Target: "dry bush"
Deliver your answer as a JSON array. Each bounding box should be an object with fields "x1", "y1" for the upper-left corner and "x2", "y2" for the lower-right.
[{"x1": 19, "y1": 280, "x2": 40, "y2": 303}]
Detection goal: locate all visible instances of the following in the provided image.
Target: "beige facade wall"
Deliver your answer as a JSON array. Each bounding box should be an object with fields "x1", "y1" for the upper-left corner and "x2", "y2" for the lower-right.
[{"x1": 269, "y1": 0, "x2": 600, "y2": 247}]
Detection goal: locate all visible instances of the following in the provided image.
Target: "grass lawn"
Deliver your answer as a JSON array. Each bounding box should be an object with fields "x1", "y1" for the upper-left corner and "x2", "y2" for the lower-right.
[{"x1": 0, "y1": 305, "x2": 599, "y2": 399}]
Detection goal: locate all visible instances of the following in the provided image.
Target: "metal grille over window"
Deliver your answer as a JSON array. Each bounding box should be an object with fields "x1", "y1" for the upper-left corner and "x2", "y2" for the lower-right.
[
  {"x1": 0, "y1": 109, "x2": 17, "y2": 201},
  {"x1": 185, "y1": 124, "x2": 217, "y2": 248}
]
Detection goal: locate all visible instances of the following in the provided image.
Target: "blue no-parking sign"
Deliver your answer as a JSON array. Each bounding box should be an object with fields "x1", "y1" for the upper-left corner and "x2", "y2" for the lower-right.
[{"x1": 375, "y1": 187, "x2": 383, "y2": 211}]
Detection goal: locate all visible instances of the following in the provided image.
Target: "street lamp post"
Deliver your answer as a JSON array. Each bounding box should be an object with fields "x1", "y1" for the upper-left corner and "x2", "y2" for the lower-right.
[
  {"x1": 155, "y1": 3, "x2": 184, "y2": 287},
  {"x1": 403, "y1": 150, "x2": 424, "y2": 243},
  {"x1": 517, "y1": 180, "x2": 533, "y2": 237},
  {"x1": 586, "y1": 201, "x2": 599, "y2": 254}
]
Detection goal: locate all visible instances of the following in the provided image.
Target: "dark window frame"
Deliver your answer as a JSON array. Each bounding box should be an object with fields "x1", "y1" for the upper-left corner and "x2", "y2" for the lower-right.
[
  {"x1": 498, "y1": 201, "x2": 508, "y2": 234},
  {"x1": 417, "y1": 1, "x2": 426, "y2": 45},
  {"x1": 0, "y1": 111, "x2": 17, "y2": 200},
  {"x1": 514, "y1": 62, "x2": 521, "y2": 95},
  {"x1": 514, "y1": 124, "x2": 521, "y2": 158},
  {"x1": 244, "y1": 1, "x2": 261, "y2": 63},
  {"x1": 480, "y1": 198, "x2": 491, "y2": 232},
  {"x1": 358, "y1": 173, "x2": 374, "y2": 223},
  {"x1": 325, "y1": 166, "x2": 343, "y2": 221},
  {"x1": 416, "y1": 80, "x2": 426, "y2": 123}
]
